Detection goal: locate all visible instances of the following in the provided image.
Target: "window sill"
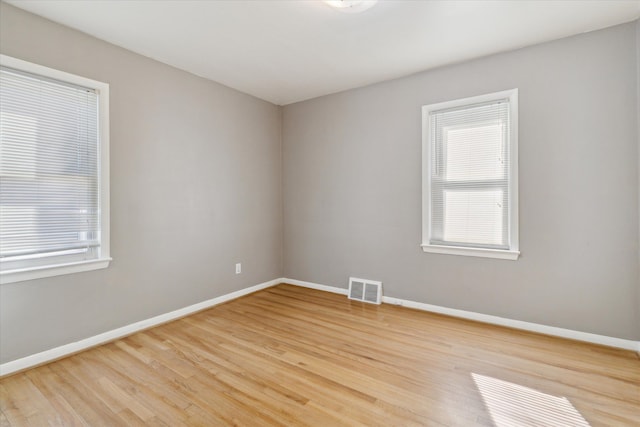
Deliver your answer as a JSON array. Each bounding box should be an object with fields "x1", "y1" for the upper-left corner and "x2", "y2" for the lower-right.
[
  {"x1": 0, "y1": 258, "x2": 112, "y2": 284},
  {"x1": 421, "y1": 244, "x2": 519, "y2": 260}
]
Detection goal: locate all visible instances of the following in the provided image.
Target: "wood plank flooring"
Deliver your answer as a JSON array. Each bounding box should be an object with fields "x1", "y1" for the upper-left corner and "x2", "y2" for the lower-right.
[{"x1": 1, "y1": 284, "x2": 639, "y2": 426}]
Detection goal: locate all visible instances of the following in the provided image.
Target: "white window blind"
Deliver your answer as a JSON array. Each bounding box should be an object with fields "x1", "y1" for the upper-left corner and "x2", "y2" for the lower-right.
[
  {"x1": 0, "y1": 65, "x2": 101, "y2": 271},
  {"x1": 422, "y1": 90, "x2": 519, "y2": 260}
]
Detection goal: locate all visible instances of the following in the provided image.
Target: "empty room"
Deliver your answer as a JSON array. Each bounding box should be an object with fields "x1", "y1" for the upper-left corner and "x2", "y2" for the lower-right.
[{"x1": 0, "y1": 0, "x2": 639, "y2": 425}]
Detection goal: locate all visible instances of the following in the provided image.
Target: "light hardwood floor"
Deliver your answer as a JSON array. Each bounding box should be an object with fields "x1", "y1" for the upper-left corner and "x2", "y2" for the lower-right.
[{"x1": 1, "y1": 284, "x2": 639, "y2": 426}]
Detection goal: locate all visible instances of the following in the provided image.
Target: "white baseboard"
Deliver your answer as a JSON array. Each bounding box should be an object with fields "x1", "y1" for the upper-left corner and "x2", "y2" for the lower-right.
[
  {"x1": 3, "y1": 277, "x2": 638, "y2": 377},
  {"x1": 282, "y1": 277, "x2": 348, "y2": 295},
  {"x1": 281, "y1": 278, "x2": 640, "y2": 352},
  {"x1": 0, "y1": 278, "x2": 281, "y2": 377}
]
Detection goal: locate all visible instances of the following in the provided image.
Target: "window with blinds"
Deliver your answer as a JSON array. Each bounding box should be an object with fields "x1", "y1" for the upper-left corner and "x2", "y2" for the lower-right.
[
  {"x1": 0, "y1": 55, "x2": 110, "y2": 283},
  {"x1": 422, "y1": 89, "x2": 519, "y2": 260}
]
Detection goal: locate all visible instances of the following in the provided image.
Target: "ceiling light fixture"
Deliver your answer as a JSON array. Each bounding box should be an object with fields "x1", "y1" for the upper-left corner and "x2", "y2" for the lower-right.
[{"x1": 324, "y1": 0, "x2": 378, "y2": 13}]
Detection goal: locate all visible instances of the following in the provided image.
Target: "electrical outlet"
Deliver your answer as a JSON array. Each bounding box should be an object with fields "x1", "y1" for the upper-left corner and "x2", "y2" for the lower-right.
[{"x1": 235, "y1": 263, "x2": 241, "y2": 274}]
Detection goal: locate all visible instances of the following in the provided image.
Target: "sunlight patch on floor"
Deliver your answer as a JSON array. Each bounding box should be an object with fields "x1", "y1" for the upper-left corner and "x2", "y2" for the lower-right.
[{"x1": 472, "y1": 373, "x2": 590, "y2": 427}]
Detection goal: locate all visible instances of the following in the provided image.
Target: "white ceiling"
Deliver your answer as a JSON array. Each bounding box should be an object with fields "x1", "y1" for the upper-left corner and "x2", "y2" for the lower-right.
[{"x1": 7, "y1": 0, "x2": 640, "y2": 105}]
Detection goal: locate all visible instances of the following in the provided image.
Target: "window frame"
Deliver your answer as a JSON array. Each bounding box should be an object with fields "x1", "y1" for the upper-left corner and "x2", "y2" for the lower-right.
[
  {"x1": 0, "y1": 54, "x2": 111, "y2": 284},
  {"x1": 421, "y1": 89, "x2": 519, "y2": 260}
]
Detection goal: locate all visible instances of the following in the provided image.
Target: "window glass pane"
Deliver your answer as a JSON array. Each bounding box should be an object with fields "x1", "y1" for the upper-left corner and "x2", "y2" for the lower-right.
[
  {"x1": 444, "y1": 122, "x2": 504, "y2": 181},
  {"x1": 0, "y1": 66, "x2": 99, "y2": 262},
  {"x1": 443, "y1": 190, "x2": 504, "y2": 246}
]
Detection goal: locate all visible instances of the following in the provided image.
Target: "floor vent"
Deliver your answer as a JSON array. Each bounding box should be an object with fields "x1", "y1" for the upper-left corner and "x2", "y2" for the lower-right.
[{"x1": 348, "y1": 277, "x2": 382, "y2": 305}]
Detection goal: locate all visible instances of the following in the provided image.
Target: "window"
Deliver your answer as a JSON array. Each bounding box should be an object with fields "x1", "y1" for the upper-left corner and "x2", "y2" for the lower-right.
[
  {"x1": 422, "y1": 89, "x2": 519, "y2": 260},
  {"x1": 0, "y1": 55, "x2": 110, "y2": 283}
]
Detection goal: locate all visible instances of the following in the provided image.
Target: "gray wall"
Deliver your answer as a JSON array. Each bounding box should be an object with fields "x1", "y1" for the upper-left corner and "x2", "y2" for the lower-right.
[
  {"x1": 283, "y1": 22, "x2": 640, "y2": 340},
  {"x1": 0, "y1": 3, "x2": 283, "y2": 363},
  {"x1": 637, "y1": 20, "x2": 640, "y2": 337}
]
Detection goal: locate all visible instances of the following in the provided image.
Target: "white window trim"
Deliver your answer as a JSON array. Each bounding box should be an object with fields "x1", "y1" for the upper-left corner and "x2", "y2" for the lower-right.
[
  {"x1": 421, "y1": 89, "x2": 519, "y2": 260},
  {"x1": 0, "y1": 55, "x2": 111, "y2": 284}
]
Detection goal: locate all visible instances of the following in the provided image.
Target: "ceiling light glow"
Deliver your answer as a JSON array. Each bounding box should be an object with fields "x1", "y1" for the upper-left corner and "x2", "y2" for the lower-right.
[{"x1": 324, "y1": 1, "x2": 378, "y2": 13}]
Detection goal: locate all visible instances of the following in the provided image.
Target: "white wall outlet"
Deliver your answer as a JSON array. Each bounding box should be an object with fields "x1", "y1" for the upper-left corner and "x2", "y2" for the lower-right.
[{"x1": 235, "y1": 263, "x2": 241, "y2": 274}]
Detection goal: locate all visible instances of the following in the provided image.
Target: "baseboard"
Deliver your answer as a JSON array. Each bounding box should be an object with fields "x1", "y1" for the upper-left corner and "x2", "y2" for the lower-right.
[
  {"x1": 0, "y1": 278, "x2": 281, "y2": 377},
  {"x1": 282, "y1": 277, "x2": 349, "y2": 295},
  {"x1": 3, "y1": 277, "x2": 637, "y2": 377},
  {"x1": 281, "y1": 277, "x2": 640, "y2": 352}
]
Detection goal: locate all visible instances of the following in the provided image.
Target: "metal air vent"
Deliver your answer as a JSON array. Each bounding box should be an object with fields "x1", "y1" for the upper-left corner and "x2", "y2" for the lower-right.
[{"x1": 348, "y1": 277, "x2": 382, "y2": 304}]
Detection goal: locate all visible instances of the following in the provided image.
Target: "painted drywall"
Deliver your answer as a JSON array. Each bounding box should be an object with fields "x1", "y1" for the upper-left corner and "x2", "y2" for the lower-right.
[
  {"x1": 0, "y1": 3, "x2": 283, "y2": 363},
  {"x1": 636, "y1": 19, "x2": 640, "y2": 337},
  {"x1": 283, "y1": 22, "x2": 640, "y2": 340}
]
